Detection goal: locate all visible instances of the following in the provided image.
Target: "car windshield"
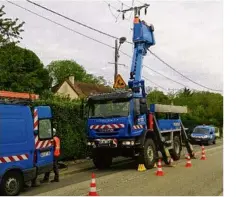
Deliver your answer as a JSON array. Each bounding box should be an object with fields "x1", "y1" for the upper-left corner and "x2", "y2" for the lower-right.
[
  {"x1": 89, "y1": 100, "x2": 130, "y2": 118},
  {"x1": 192, "y1": 128, "x2": 209, "y2": 135}
]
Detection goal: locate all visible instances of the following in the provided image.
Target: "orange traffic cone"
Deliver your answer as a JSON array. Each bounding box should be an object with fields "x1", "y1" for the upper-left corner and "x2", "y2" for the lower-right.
[
  {"x1": 201, "y1": 145, "x2": 206, "y2": 160},
  {"x1": 185, "y1": 154, "x2": 192, "y2": 168},
  {"x1": 155, "y1": 159, "x2": 164, "y2": 176},
  {"x1": 88, "y1": 173, "x2": 99, "y2": 196}
]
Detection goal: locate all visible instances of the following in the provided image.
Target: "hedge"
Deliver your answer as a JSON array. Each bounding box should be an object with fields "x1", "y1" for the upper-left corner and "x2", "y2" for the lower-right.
[{"x1": 33, "y1": 97, "x2": 88, "y2": 161}]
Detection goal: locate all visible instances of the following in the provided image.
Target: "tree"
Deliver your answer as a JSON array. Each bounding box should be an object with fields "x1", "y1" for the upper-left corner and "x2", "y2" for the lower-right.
[
  {"x1": 146, "y1": 90, "x2": 171, "y2": 105},
  {"x1": 0, "y1": 5, "x2": 25, "y2": 46},
  {"x1": 47, "y1": 60, "x2": 106, "y2": 85},
  {"x1": 0, "y1": 44, "x2": 51, "y2": 94}
]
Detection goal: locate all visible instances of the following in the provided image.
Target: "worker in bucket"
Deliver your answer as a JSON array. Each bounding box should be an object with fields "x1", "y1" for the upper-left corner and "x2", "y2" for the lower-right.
[{"x1": 41, "y1": 128, "x2": 60, "y2": 183}]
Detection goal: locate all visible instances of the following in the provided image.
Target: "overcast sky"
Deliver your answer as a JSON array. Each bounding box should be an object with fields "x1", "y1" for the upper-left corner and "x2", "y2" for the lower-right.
[{"x1": 2, "y1": 0, "x2": 223, "y2": 93}]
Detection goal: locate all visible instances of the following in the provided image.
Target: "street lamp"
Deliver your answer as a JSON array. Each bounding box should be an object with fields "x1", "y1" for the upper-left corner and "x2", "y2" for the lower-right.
[{"x1": 114, "y1": 37, "x2": 127, "y2": 82}]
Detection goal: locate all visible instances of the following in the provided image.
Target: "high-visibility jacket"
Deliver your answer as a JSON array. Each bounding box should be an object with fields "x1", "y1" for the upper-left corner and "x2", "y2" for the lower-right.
[{"x1": 53, "y1": 136, "x2": 60, "y2": 157}]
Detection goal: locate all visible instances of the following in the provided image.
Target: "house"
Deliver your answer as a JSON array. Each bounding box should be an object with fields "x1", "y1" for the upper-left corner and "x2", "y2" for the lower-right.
[{"x1": 51, "y1": 76, "x2": 113, "y2": 99}]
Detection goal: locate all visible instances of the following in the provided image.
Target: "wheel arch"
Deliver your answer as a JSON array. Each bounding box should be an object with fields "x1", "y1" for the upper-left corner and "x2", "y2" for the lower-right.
[
  {"x1": 140, "y1": 130, "x2": 158, "y2": 148},
  {"x1": 2, "y1": 167, "x2": 24, "y2": 180}
]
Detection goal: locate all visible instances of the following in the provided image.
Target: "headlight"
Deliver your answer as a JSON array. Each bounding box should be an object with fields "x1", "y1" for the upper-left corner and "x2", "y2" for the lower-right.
[
  {"x1": 122, "y1": 141, "x2": 134, "y2": 145},
  {"x1": 122, "y1": 141, "x2": 131, "y2": 145},
  {"x1": 202, "y1": 135, "x2": 208, "y2": 139}
]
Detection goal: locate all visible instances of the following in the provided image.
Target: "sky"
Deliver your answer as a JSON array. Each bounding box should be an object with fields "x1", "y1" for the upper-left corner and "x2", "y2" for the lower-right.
[{"x1": 2, "y1": 0, "x2": 223, "y2": 93}]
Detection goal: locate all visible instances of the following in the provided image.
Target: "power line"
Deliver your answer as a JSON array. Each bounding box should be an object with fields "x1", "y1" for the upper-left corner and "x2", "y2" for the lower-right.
[
  {"x1": 9, "y1": 0, "x2": 219, "y2": 92},
  {"x1": 6, "y1": 0, "x2": 167, "y2": 91},
  {"x1": 118, "y1": 50, "x2": 190, "y2": 89},
  {"x1": 148, "y1": 49, "x2": 222, "y2": 92},
  {"x1": 104, "y1": 0, "x2": 118, "y2": 10},
  {"x1": 25, "y1": 0, "x2": 220, "y2": 92},
  {"x1": 117, "y1": 0, "x2": 130, "y2": 8},
  {"x1": 104, "y1": 1, "x2": 121, "y2": 22},
  {"x1": 6, "y1": 0, "x2": 115, "y2": 49},
  {"x1": 26, "y1": 0, "x2": 133, "y2": 44},
  {"x1": 143, "y1": 76, "x2": 167, "y2": 91},
  {"x1": 144, "y1": 65, "x2": 188, "y2": 88}
]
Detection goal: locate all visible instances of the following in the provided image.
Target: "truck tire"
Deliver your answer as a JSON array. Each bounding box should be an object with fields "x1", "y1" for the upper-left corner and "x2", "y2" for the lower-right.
[
  {"x1": 169, "y1": 136, "x2": 182, "y2": 161},
  {"x1": 140, "y1": 138, "x2": 156, "y2": 169},
  {"x1": 92, "y1": 149, "x2": 112, "y2": 170},
  {"x1": 0, "y1": 171, "x2": 23, "y2": 196}
]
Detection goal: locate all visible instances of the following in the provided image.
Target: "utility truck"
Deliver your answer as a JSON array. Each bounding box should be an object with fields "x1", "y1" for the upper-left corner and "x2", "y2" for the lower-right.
[
  {"x1": 0, "y1": 91, "x2": 55, "y2": 196},
  {"x1": 86, "y1": 4, "x2": 195, "y2": 169}
]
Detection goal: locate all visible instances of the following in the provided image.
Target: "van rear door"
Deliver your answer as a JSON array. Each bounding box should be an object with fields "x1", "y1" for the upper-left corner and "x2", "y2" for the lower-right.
[{"x1": 34, "y1": 106, "x2": 54, "y2": 174}]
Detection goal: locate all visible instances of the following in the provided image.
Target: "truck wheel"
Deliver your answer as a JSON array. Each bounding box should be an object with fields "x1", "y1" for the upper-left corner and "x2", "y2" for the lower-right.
[
  {"x1": 92, "y1": 150, "x2": 112, "y2": 170},
  {"x1": 169, "y1": 136, "x2": 182, "y2": 161},
  {"x1": 141, "y1": 138, "x2": 156, "y2": 169},
  {"x1": 0, "y1": 171, "x2": 23, "y2": 196}
]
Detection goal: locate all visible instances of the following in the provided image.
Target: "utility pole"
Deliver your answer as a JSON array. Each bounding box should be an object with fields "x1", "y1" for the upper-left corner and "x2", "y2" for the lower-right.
[
  {"x1": 110, "y1": 37, "x2": 126, "y2": 83},
  {"x1": 114, "y1": 39, "x2": 118, "y2": 82}
]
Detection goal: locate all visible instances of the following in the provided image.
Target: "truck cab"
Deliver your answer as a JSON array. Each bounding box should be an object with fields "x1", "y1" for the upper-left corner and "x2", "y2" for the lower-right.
[
  {"x1": 0, "y1": 91, "x2": 54, "y2": 196},
  {"x1": 190, "y1": 125, "x2": 216, "y2": 145}
]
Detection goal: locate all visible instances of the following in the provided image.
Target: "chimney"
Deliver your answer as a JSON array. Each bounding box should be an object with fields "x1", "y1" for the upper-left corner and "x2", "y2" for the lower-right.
[{"x1": 69, "y1": 75, "x2": 75, "y2": 85}]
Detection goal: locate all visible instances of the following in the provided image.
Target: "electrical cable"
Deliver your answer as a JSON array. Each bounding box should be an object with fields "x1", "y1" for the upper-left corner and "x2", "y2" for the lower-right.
[
  {"x1": 6, "y1": 0, "x2": 115, "y2": 49},
  {"x1": 26, "y1": 0, "x2": 133, "y2": 44},
  {"x1": 8, "y1": 0, "x2": 219, "y2": 92},
  {"x1": 148, "y1": 49, "x2": 223, "y2": 92},
  {"x1": 25, "y1": 0, "x2": 221, "y2": 92}
]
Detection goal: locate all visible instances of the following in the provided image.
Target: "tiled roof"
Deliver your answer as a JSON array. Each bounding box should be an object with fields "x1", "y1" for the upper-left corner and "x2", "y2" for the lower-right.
[{"x1": 52, "y1": 79, "x2": 113, "y2": 97}]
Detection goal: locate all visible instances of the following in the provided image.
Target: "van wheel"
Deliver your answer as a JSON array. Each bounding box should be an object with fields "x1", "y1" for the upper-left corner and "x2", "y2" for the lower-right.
[{"x1": 0, "y1": 171, "x2": 23, "y2": 196}]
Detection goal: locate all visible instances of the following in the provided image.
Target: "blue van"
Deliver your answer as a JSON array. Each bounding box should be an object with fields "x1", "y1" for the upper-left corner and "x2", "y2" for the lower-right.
[
  {"x1": 190, "y1": 125, "x2": 216, "y2": 145},
  {"x1": 0, "y1": 93, "x2": 54, "y2": 196}
]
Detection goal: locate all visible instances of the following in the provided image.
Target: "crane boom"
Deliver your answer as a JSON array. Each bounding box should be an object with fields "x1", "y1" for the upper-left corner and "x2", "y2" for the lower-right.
[{"x1": 127, "y1": 8, "x2": 155, "y2": 98}]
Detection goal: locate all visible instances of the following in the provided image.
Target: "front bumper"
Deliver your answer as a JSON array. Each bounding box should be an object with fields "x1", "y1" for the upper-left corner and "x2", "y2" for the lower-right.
[
  {"x1": 87, "y1": 138, "x2": 142, "y2": 148},
  {"x1": 191, "y1": 137, "x2": 210, "y2": 144}
]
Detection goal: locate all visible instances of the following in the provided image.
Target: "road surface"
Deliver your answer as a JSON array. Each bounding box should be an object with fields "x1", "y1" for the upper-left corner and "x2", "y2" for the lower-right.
[{"x1": 22, "y1": 142, "x2": 223, "y2": 196}]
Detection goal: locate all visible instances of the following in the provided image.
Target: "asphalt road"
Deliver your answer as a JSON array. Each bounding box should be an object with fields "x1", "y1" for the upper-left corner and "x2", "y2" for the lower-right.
[{"x1": 22, "y1": 141, "x2": 223, "y2": 196}]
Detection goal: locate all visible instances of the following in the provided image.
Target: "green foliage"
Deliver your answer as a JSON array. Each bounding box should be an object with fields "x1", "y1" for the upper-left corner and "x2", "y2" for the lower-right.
[
  {"x1": 0, "y1": 5, "x2": 25, "y2": 46},
  {"x1": 146, "y1": 88, "x2": 223, "y2": 131},
  {"x1": 34, "y1": 97, "x2": 87, "y2": 161},
  {"x1": 33, "y1": 87, "x2": 223, "y2": 160},
  {"x1": 0, "y1": 44, "x2": 51, "y2": 94},
  {"x1": 47, "y1": 60, "x2": 106, "y2": 85},
  {"x1": 147, "y1": 90, "x2": 171, "y2": 105}
]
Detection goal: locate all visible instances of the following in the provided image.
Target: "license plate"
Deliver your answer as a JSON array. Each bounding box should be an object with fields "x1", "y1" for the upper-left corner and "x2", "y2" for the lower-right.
[
  {"x1": 40, "y1": 151, "x2": 50, "y2": 157},
  {"x1": 100, "y1": 139, "x2": 110, "y2": 144}
]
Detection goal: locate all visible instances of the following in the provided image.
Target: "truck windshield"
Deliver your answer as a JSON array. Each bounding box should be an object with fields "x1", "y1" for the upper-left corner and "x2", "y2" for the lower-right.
[
  {"x1": 192, "y1": 128, "x2": 209, "y2": 135},
  {"x1": 89, "y1": 101, "x2": 129, "y2": 118}
]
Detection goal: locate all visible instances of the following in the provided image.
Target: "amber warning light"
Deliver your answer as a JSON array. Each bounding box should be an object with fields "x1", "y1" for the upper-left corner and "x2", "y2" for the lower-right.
[
  {"x1": 133, "y1": 17, "x2": 140, "y2": 24},
  {"x1": 0, "y1": 91, "x2": 39, "y2": 100}
]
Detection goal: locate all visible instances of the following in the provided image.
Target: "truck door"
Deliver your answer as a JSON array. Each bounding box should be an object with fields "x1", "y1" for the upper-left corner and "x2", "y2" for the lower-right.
[{"x1": 34, "y1": 106, "x2": 54, "y2": 174}]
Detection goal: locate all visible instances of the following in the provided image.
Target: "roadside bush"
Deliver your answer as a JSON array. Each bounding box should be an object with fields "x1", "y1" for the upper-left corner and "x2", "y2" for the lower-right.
[{"x1": 33, "y1": 97, "x2": 88, "y2": 161}]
